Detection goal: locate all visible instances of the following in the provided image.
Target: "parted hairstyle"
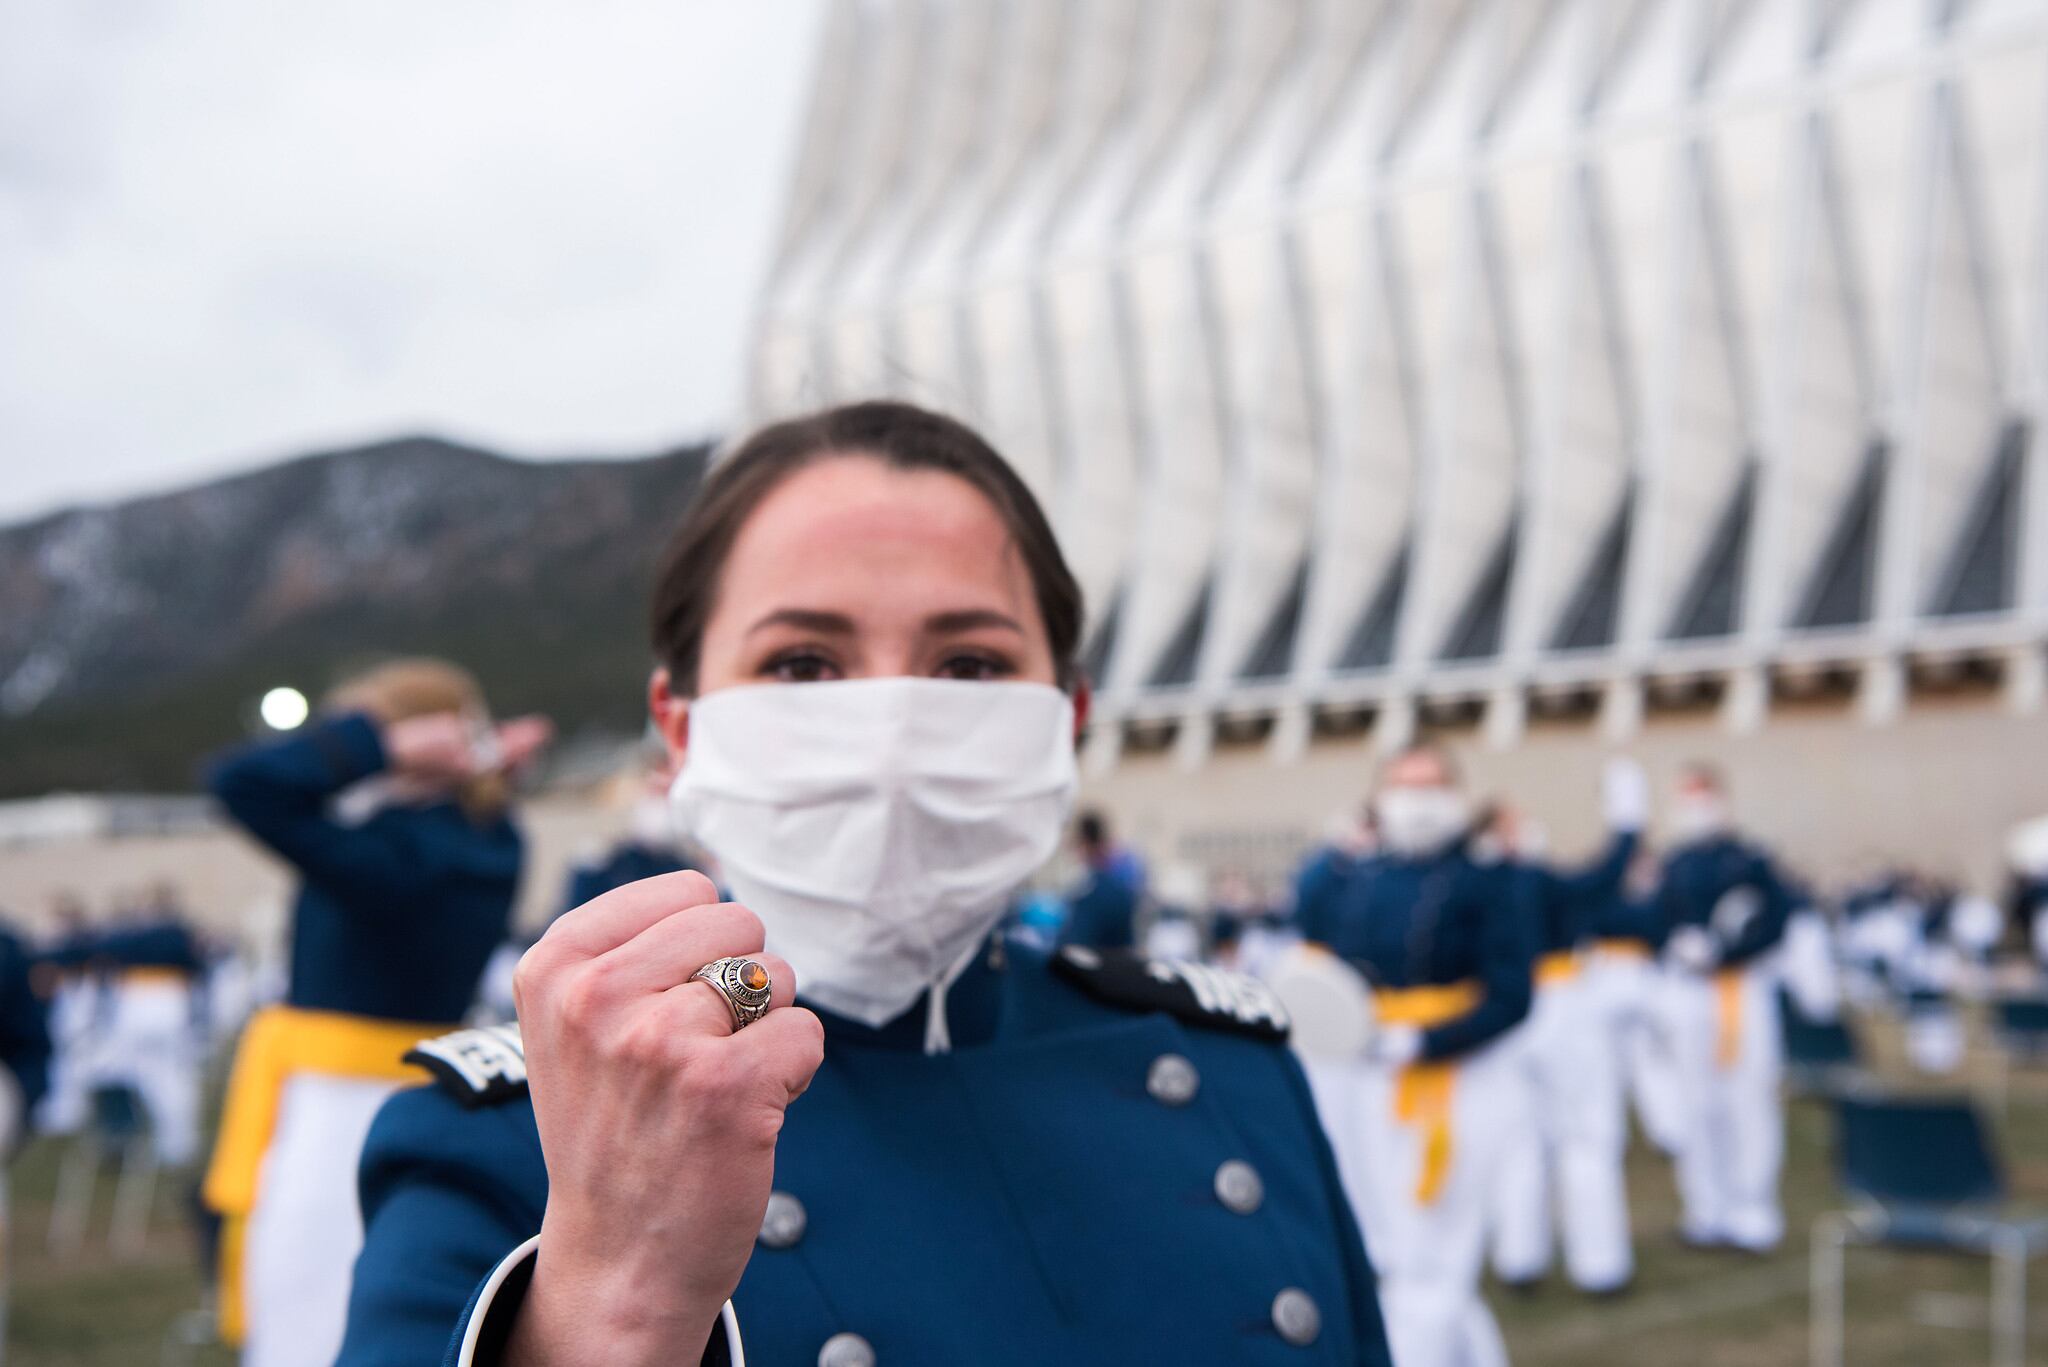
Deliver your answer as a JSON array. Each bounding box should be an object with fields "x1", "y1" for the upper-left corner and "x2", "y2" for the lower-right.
[{"x1": 649, "y1": 400, "x2": 1084, "y2": 693}]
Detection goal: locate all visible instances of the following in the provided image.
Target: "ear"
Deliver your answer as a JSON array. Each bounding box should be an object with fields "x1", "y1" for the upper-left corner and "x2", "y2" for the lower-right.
[
  {"x1": 1070, "y1": 677, "x2": 1092, "y2": 743},
  {"x1": 648, "y1": 667, "x2": 690, "y2": 767}
]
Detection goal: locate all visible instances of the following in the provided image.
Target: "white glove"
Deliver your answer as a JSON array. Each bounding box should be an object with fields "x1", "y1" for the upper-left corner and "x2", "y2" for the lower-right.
[
  {"x1": 1666, "y1": 924, "x2": 1719, "y2": 973},
  {"x1": 1364, "y1": 1024, "x2": 1424, "y2": 1068},
  {"x1": 1602, "y1": 757, "x2": 1651, "y2": 834}
]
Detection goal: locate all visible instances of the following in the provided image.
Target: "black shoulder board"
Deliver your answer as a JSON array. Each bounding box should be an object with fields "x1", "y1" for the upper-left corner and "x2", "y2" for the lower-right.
[
  {"x1": 1052, "y1": 946, "x2": 1291, "y2": 1043},
  {"x1": 405, "y1": 1024, "x2": 529, "y2": 1108}
]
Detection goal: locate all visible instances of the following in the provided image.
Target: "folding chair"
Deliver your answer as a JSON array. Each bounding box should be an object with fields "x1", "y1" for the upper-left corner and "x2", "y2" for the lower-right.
[
  {"x1": 1994, "y1": 998, "x2": 2048, "y2": 1063},
  {"x1": 1780, "y1": 992, "x2": 1861, "y2": 1095},
  {"x1": 1811, "y1": 1094, "x2": 2048, "y2": 1367},
  {"x1": 45, "y1": 1083, "x2": 158, "y2": 1258}
]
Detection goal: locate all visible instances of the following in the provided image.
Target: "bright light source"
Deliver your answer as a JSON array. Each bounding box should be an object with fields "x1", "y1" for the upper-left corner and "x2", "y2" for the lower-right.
[{"x1": 259, "y1": 686, "x2": 310, "y2": 731}]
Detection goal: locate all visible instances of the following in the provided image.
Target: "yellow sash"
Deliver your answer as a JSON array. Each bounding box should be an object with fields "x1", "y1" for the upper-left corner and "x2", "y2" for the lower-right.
[
  {"x1": 202, "y1": 1005, "x2": 442, "y2": 1344},
  {"x1": 1592, "y1": 938, "x2": 1651, "y2": 962},
  {"x1": 1535, "y1": 951, "x2": 1581, "y2": 987},
  {"x1": 121, "y1": 966, "x2": 193, "y2": 986},
  {"x1": 1376, "y1": 981, "x2": 1483, "y2": 1207},
  {"x1": 1714, "y1": 970, "x2": 1744, "y2": 1070}
]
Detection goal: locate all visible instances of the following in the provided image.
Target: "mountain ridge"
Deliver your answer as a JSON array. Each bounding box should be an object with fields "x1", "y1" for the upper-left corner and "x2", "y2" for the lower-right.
[{"x1": 0, "y1": 434, "x2": 713, "y2": 796}]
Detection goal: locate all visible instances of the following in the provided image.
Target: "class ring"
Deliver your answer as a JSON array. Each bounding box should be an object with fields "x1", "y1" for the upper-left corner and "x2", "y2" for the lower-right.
[{"x1": 691, "y1": 956, "x2": 774, "y2": 1031}]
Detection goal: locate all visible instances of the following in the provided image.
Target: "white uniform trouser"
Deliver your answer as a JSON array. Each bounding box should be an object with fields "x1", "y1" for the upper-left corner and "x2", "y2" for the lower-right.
[
  {"x1": 1489, "y1": 975, "x2": 1632, "y2": 1291},
  {"x1": 99, "y1": 981, "x2": 201, "y2": 1166},
  {"x1": 1585, "y1": 949, "x2": 1686, "y2": 1156},
  {"x1": 1668, "y1": 967, "x2": 1784, "y2": 1250},
  {"x1": 35, "y1": 983, "x2": 99, "y2": 1136},
  {"x1": 243, "y1": 1074, "x2": 402, "y2": 1367},
  {"x1": 1310, "y1": 1045, "x2": 1513, "y2": 1367}
]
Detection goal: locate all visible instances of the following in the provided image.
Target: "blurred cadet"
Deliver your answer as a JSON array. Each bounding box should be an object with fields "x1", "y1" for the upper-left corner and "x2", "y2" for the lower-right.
[
  {"x1": 338, "y1": 402, "x2": 1393, "y2": 1366},
  {"x1": 29, "y1": 893, "x2": 100, "y2": 1136},
  {"x1": 2007, "y1": 814, "x2": 2048, "y2": 969},
  {"x1": 94, "y1": 886, "x2": 205, "y2": 1166},
  {"x1": 1583, "y1": 845, "x2": 1685, "y2": 1157},
  {"x1": 1773, "y1": 873, "x2": 1841, "y2": 1024},
  {"x1": 202, "y1": 659, "x2": 550, "y2": 1367},
  {"x1": 1211, "y1": 870, "x2": 1297, "y2": 977},
  {"x1": 477, "y1": 750, "x2": 692, "y2": 1023},
  {"x1": 1656, "y1": 763, "x2": 1795, "y2": 1253},
  {"x1": 1316, "y1": 741, "x2": 1535, "y2": 1367},
  {"x1": 1487, "y1": 759, "x2": 1647, "y2": 1298},
  {"x1": 1060, "y1": 808, "x2": 1143, "y2": 950},
  {"x1": 1293, "y1": 808, "x2": 1375, "y2": 946},
  {"x1": 0, "y1": 911, "x2": 53, "y2": 1156},
  {"x1": 1143, "y1": 863, "x2": 1206, "y2": 961}
]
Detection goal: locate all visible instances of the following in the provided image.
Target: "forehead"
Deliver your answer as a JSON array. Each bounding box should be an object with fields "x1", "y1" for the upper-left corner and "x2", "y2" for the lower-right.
[{"x1": 719, "y1": 454, "x2": 1033, "y2": 604}]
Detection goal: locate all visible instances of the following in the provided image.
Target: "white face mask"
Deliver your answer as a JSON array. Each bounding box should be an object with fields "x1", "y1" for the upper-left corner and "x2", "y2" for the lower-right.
[
  {"x1": 669, "y1": 677, "x2": 1078, "y2": 1051},
  {"x1": 628, "y1": 796, "x2": 675, "y2": 850},
  {"x1": 1374, "y1": 786, "x2": 1469, "y2": 858},
  {"x1": 1670, "y1": 794, "x2": 1730, "y2": 844}
]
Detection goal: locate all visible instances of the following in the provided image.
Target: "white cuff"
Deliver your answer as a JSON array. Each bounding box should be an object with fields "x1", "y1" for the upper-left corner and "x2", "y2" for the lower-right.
[{"x1": 456, "y1": 1236, "x2": 744, "y2": 1366}]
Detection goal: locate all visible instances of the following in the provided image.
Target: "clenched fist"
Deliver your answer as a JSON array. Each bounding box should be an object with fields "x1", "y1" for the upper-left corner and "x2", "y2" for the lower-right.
[{"x1": 505, "y1": 870, "x2": 825, "y2": 1367}]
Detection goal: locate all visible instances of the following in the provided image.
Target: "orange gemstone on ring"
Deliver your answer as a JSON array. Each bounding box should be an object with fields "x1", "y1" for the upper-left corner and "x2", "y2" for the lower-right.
[{"x1": 739, "y1": 962, "x2": 770, "y2": 992}]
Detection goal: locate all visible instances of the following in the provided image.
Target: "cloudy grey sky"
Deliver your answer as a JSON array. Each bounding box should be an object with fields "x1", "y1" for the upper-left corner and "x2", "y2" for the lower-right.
[{"x1": 0, "y1": 1, "x2": 823, "y2": 523}]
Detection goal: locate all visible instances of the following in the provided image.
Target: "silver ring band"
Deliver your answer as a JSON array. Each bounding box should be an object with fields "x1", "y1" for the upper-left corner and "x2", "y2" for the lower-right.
[{"x1": 691, "y1": 956, "x2": 774, "y2": 1030}]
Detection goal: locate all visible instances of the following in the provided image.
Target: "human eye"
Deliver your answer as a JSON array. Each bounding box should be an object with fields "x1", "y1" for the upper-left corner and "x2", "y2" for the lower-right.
[
  {"x1": 933, "y1": 651, "x2": 1016, "y2": 682},
  {"x1": 760, "y1": 649, "x2": 842, "y2": 683}
]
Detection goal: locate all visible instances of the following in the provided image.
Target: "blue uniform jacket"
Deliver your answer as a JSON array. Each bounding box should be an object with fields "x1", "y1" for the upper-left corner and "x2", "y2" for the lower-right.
[
  {"x1": 0, "y1": 925, "x2": 52, "y2": 1115},
  {"x1": 1061, "y1": 867, "x2": 1139, "y2": 950},
  {"x1": 97, "y1": 921, "x2": 205, "y2": 975},
  {"x1": 1588, "y1": 892, "x2": 1666, "y2": 950},
  {"x1": 1655, "y1": 835, "x2": 1794, "y2": 969},
  {"x1": 1323, "y1": 850, "x2": 1535, "y2": 1061},
  {"x1": 1524, "y1": 831, "x2": 1640, "y2": 956},
  {"x1": 206, "y1": 714, "x2": 523, "y2": 1024},
  {"x1": 1292, "y1": 846, "x2": 1363, "y2": 946},
  {"x1": 337, "y1": 945, "x2": 1393, "y2": 1367},
  {"x1": 560, "y1": 843, "x2": 686, "y2": 925}
]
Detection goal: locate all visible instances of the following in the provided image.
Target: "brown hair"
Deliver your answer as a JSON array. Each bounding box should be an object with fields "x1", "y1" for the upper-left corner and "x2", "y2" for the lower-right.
[{"x1": 649, "y1": 400, "x2": 1084, "y2": 692}]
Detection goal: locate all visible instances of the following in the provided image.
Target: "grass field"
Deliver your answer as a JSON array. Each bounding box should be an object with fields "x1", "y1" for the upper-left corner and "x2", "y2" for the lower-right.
[{"x1": 7, "y1": 1059, "x2": 2046, "y2": 1365}]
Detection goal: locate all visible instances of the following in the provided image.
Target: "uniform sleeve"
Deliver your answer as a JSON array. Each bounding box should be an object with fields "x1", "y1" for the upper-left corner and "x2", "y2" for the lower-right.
[
  {"x1": 335, "y1": 1087, "x2": 548, "y2": 1367},
  {"x1": 205, "y1": 714, "x2": 430, "y2": 909},
  {"x1": 1292, "y1": 852, "x2": 1337, "y2": 945},
  {"x1": 1719, "y1": 848, "x2": 1796, "y2": 967},
  {"x1": 1420, "y1": 866, "x2": 1536, "y2": 1061},
  {"x1": 0, "y1": 936, "x2": 51, "y2": 1116}
]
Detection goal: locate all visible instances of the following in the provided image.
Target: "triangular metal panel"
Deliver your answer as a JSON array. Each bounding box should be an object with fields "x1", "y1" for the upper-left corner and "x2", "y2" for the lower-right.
[
  {"x1": 1338, "y1": 541, "x2": 1411, "y2": 671},
  {"x1": 1667, "y1": 462, "x2": 1757, "y2": 640},
  {"x1": 1550, "y1": 493, "x2": 1634, "y2": 651},
  {"x1": 1930, "y1": 420, "x2": 2028, "y2": 617},
  {"x1": 1148, "y1": 574, "x2": 1215, "y2": 688},
  {"x1": 1440, "y1": 523, "x2": 1519, "y2": 662},
  {"x1": 1793, "y1": 441, "x2": 1888, "y2": 629},
  {"x1": 1239, "y1": 557, "x2": 1312, "y2": 681}
]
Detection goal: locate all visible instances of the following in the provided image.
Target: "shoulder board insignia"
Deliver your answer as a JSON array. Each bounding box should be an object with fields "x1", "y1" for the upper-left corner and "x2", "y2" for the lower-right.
[
  {"x1": 406, "y1": 1024, "x2": 528, "y2": 1108},
  {"x1": 1052, "y1": 946, "x2": 1290, "y2": 1043}
]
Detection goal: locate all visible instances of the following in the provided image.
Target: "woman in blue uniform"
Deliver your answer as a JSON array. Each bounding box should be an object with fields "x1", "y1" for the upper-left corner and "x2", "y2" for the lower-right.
[
  {"x1": 201, "y1": 659, "x2": 549, "y2": 1367},
  {"x1": 338, "y1": 401, "x2": 1392, "y2": 1366}
]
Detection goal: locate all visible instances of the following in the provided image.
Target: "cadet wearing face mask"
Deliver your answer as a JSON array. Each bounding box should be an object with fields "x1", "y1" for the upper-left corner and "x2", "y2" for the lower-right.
[
  {"x1": 1484, "y1": 761, "x2": 1646, "y2": 1299},
  {"x1": 337, "y1": 402, "x2": 1394, "y2": 1367},
  {"x1": 1317, "y1": 744, "x2": 1535, "y2": 1367},
  {"x1": 201, "y1": 661, "x2": 551, "y2": 1367},
  {"x1": 1655, "y1": 762, "x2": 1795, "y2": 1254}
]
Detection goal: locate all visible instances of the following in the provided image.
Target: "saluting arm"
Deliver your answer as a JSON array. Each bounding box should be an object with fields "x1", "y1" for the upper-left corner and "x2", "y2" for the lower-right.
[{"x1": 204, "y1": 714, "x2": 424, "y2": 905}]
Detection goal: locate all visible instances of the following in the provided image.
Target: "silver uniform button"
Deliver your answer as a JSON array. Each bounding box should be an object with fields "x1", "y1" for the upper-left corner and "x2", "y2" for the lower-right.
[
  {"x1": 1146, "y1": 1053, "x2": 1200, "y2": 1106},
  {"x1": 759, "y1": 1190, "x2": 807, "y2": 1250},
  {"x1": 818, "y1": 1332, "x2": 876, "y2": 1367},
  {"x1": 1214, "y1": 1159, "x2": 1264, "y2": 1215},
  {"x1": 1271, "y1": 1287, "x2": 1321, "y2": 1347}
]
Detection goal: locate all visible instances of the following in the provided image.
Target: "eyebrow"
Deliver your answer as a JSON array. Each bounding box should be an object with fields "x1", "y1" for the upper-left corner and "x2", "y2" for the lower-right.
[{"x1": 743, "y1": 607, "x2": 1025, "y2": 638}]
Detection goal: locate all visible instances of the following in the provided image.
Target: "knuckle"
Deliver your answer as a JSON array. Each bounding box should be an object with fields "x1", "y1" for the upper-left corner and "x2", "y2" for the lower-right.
[
  {"x1": 674, "y1": 870, "x2": 719, "y2": 905},
  {"x1": 555, "y1": 969, "x2": 607, "y2": 1032}
]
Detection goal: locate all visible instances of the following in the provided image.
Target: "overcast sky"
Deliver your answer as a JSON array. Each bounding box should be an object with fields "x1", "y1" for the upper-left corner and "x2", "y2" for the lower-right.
[{"x1": 0, "y1": 1, "x2": 823, "y2": 523}]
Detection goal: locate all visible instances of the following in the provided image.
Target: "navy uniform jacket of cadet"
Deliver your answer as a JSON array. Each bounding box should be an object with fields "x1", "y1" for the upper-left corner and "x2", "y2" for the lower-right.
[
  {"x1": 1061, "y1": 863, "x2": 1140, "y2": 950},
  {"x1": 337, "y1": 944, "x2": 1395, "y2": 1367},
  {"x1": 1522, "y1": 832, "x2": 1640, "y2": 958},
  {"x1": 206, "y1": 713, "x2": 522, "y2": 1021},
  {"x1": 1588, "y1": 890, "x2": 1666, "y2": 952},
  {"x1": 560, "y1": 842, "x2": 686, "y2": 926},
  {"x1": 0, "y1": 923, "x2": 52, "y2": 1116},
  {"x1": 1656, "y1": 836, "x2": 1794, "y2": 966},
  {"x1": 1293, "y1": 846, "x2": 1366, "y2": 947},
  {"x1": 1323, "y1": 848, "x2": 1537, "y2": 1059}
]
